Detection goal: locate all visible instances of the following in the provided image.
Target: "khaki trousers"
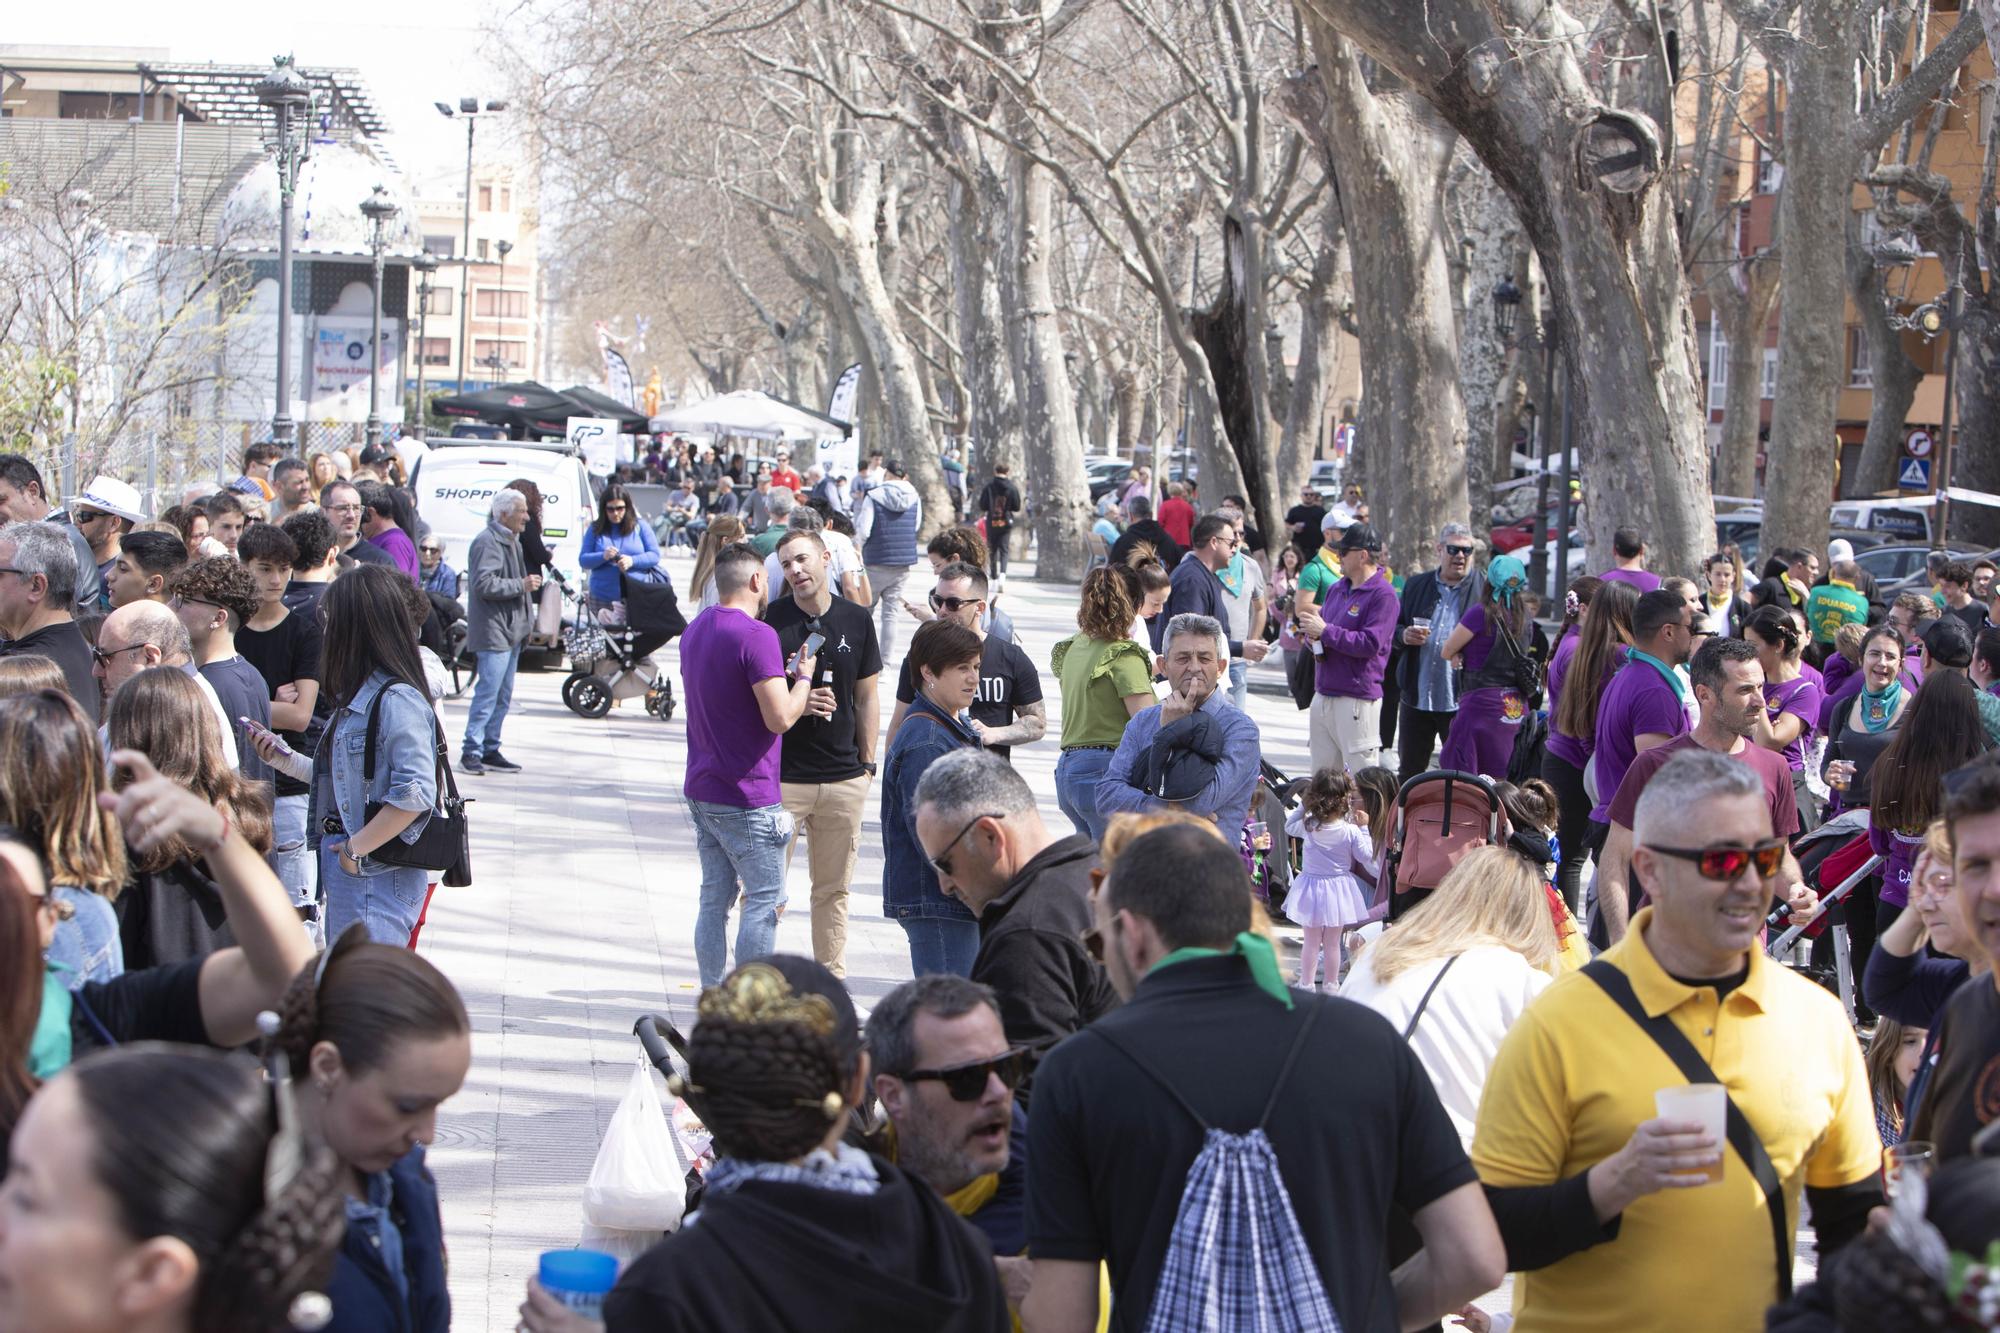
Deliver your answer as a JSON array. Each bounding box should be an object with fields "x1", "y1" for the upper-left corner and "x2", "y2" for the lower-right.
[
  {"x1": 780, "y1": 773, "x2": 872, "y2": 976},
  {"x1": 1309, "y1": 693, "x2": 1383, "y2": 774}
]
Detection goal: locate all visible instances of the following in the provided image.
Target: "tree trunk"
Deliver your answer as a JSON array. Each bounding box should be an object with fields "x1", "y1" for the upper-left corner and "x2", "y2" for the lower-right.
[
  {"x1": 1317, "y1": 32, "x2": 1469, "y2": 576},
  {"x1": 1704, "y1": 250, "x2": 1781, "y2": 501},
  {"x1": 1011, "y1": 149, "x2": 1091, "y2": 578},
  {"x1": 1299, "y1": 0, "x2": 1715, "y2": 575},
  {"x1": 1951, "y1": 312, "x2": 2000, "y2": 546},
  {"x1": 946, "y1": 136, "x2": 1023, "y2": 485},
  {"x1": 1847, "y1": 239, "x2": 1921, "y2": 498},
  {"x1": 1455, "y1": 163, "x2": 1529, "y2": 531},
  {"x1": 1279, "y1": 206, "x2": 1346, "y2": 505}
]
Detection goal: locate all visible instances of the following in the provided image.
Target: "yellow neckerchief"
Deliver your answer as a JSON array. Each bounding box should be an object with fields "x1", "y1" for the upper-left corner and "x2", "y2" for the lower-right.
[
  {"x1": 1829, "y1": 578, "x2": 1858, "y2": 592},
  {"x1": 945, "y1": 1173, "x2": 1001, "y2": 1215},
  {"x1": 1314, "y1": 546, "x2": 1343, "y2": 579}
]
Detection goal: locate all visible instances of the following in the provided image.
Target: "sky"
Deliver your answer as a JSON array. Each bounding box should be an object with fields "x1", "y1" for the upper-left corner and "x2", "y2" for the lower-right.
[{"x1": 6, "y1": 0, "x2": 524, "y2": 184}]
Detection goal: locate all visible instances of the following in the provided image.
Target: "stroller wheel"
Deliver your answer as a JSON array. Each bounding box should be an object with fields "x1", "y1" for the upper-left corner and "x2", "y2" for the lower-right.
[
  {"x1": 649, "y1": 690, "x2": 676, "y2": 721},
  {"x1": 561, "y1": 672, "x2": 613, "y2": 719}
]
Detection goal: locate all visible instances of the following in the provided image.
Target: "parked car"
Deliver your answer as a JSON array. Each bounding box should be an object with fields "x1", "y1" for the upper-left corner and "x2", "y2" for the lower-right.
[
  {"x1": 1308, "y1": 460, "x2": 1341, "y2": 493},
  {"x1": 1869, "y1": 543, "x2": 1995, "y2": 599}
]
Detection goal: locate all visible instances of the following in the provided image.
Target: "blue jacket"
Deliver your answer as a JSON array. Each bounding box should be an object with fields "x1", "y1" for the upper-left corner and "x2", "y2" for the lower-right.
[
  {"x1": 1163, "y1": 553, "x2": 1242, "y2": 656},
  {"x1": 882, "y1": 694, "x2": 979, "y2": 921},
  {"x1": 311, "y1": 672, "x2": 438, "y2": 863},
  {"x1": 858, "y1": 478, "x2": 923, "y2": 568},
  {"x1": 325, "y1": 1146, "x2": 449, "y2": 1333},
  {"x1": 579, "y1": 521, "x2": 661, "y2": 602},
  {"x1": 1097, "y1": 687, "x2": 1263, "y2": 836}
]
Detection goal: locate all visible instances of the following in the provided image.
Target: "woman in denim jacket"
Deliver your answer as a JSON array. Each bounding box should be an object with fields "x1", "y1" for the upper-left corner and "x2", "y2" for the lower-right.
[
  {"x1": 0, "y1": 689, "x2": 127, "y2": 987},
  {"x1": 311, "y1": 566, "x2": 440, "y2": 945}
]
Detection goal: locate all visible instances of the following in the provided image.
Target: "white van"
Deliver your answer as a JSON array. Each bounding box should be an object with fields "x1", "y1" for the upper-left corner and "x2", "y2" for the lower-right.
[{"x1": 410, "y1": 441, "x2": 596, "y2": 593}]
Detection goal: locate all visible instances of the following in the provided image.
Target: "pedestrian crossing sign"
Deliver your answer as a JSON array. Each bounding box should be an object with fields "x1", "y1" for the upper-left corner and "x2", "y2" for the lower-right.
[{"x1": 1899, "y1": 457, "x2": 1932, "y2": 490}]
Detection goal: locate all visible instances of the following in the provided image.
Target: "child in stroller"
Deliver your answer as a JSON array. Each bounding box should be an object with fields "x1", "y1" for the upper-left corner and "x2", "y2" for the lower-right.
[{"x1": 562, "y1": 571, "x2": 688, "y2": 719}]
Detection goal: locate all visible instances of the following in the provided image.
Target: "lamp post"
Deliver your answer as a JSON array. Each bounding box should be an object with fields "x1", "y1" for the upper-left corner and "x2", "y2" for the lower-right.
[
  {"x1": 434, "y1": 96, "x2": 507, "y2": 395},
  {"x1": 492, "y1": 238, "x2": 514, "y2": 388},
  {"x1": 257, "y1": 56, "x2": 315, "y2": 449},
  {"x1": 411, "y1": 252, "x2": 439, "y2": 438},
  {"x1": 1876, "y1": 237, "x2": 1957, "y2": 547},
  {"x1": 360, "y1": 185, "x2": 400, "y2": 448},
  {"x1": 1492, "y1": 277, "x2": 1568, "y2": 597}
]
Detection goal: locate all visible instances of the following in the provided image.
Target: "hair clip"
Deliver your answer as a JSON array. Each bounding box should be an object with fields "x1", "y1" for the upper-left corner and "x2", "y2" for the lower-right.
[
  {"x1": 794, "y1": 1091, "x2": 844, "y2": 1120},
  {"x1": 288, "y1": 1291, "x2": 334, "y2": 1331},
  {"x1": 256, "y1": 1011, "x2": 306, "y2": 1202}
]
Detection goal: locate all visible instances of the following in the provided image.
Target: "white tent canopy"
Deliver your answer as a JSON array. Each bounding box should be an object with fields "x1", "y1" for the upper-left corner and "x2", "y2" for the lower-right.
[{"x1": 648, "y1": 390, "x2": 846, "y2": 443}]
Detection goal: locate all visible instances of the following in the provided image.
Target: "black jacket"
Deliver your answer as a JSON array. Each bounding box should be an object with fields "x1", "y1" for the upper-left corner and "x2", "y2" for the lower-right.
[
  {"x1": 971, "y1": 834, "x2": 1120, "y2": 1099},
  {"x1": 606, "y1": 1157, "x2": 1008, "y2": 1333},
  {"x1": 1393, "y1": 567, "x2": 1485, "y2": 696},
  {"x1": 1110, "y1": 520, "x2": 1182, "y2": 572}
]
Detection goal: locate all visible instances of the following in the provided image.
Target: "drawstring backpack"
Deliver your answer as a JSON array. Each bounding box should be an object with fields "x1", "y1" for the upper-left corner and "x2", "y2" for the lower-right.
[{"x1": 1091, "y1": 1005, "x2": 1342, "y2": 1332}]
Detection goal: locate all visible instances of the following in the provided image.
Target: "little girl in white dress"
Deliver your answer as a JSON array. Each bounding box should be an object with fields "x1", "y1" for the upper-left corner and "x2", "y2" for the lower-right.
[{"x1": 1285, "y1": 767, "x2": 1381, "y2": 992}]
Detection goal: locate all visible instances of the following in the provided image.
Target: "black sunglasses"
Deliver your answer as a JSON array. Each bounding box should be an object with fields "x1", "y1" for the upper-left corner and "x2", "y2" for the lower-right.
[
  {"x1": 929, "y1": 592, "x2": 983, "y2": 614},
  {"x1": 1443, "y1": 544, "x2": 1474, "y2": 557},
  {"x1": 929, "y1": 811, "x2": 1002, "y2": 876},
  {"x1": 1646, "y1": 836, "x2": 1787, "y2": 881},
  {"x1": 901, "y1": 1048, "x2": 1028, "y2": 1102}
]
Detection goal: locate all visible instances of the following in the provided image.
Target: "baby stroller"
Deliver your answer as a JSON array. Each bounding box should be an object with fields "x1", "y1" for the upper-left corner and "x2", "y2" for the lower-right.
[
  {"x1": 561, "y1": 572, "x2": 687, "y2": 720},
  {"x1": 1380, "y1": 770, "x2": 1500, "y2": 921}
]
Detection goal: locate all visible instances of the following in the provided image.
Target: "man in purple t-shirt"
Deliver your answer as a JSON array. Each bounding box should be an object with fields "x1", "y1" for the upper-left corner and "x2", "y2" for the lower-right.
[
  {"x1": 1295, "y1": 523, "x2": 1400, "y2": 774},
  {"x1": 1597, "y1": 526, "x2": 1662, "y2": 594},
  {"x1": 1597, "y1": 636, "x2": 1817, "y2": 942},
  {"x1": 1589, "y1": 588, "x2": 1695, "y2": 834},
  {"x1": 680, "y1": 543, "x2": 832, "y2": 984}
]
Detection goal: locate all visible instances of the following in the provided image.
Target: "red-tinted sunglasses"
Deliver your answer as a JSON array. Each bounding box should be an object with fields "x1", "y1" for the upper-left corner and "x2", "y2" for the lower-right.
[{"x1": 1647, "y1": 836, "x2": 1787, "y2": 881}]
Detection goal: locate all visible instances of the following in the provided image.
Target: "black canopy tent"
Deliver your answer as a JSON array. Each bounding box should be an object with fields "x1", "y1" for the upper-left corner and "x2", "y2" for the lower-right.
[{"x1": 430, "y1": 382, "x2": 577, "y2": 439}]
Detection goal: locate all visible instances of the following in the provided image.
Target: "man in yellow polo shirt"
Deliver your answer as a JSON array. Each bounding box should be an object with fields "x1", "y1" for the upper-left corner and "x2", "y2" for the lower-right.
[{"x1": 1472, "y1": 749, "x2": 1882, "y2": 1332}]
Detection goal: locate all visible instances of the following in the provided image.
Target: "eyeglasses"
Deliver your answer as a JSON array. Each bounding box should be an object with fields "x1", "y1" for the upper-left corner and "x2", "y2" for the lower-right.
[
  {"x1": 900, "y1": 1048, "x2": 1028, "y2": 1102},
  {"x1": 929, "y1": 811, "x2": 1003, "y2": 876},
  {"x1": 327, "y1": 503, "x2": 362, "y2": 515},
  {"x1": 1443, "y1": 544, "x2": 1474, "y2": 557},
  {"x1": 1645, "y1": 836, "x2": 1788, "y2": 880},
  {"x1": 90, "y1": 642, "x2": 148, "y2": 667},
  {"x1": 929, "y1": 592, "x2": 984, "y2": 615},
  {"x1": 169, "y1": 595, "x2": 222, "y2": 613}
]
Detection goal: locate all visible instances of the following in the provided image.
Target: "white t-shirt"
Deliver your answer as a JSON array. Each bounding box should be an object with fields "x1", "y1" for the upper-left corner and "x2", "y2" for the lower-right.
[{"x1": 1340, "y1": 944, "x2": 1552, "y2": 1150}]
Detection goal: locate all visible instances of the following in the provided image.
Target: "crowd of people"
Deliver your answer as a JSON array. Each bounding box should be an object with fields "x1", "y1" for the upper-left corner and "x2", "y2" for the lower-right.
[{"x1": 10, "y1": 439, "x2": 2000, "y2": 1333}]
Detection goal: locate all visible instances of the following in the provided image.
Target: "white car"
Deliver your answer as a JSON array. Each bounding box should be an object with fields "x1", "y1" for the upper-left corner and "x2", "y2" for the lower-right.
[{"x1": 410, "y1": 441, "x2": 597, "y2": 599}]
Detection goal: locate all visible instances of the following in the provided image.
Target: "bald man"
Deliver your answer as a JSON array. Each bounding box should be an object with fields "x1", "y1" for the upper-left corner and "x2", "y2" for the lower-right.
[{"x1": 96, "y1": 601, "x2": 239, "y2": 768}]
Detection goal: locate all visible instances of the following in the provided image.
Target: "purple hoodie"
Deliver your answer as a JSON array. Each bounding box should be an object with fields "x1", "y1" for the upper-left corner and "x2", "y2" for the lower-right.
[{"x1": 1313, "y1": 570, "x2": 1399, "y2": 700}]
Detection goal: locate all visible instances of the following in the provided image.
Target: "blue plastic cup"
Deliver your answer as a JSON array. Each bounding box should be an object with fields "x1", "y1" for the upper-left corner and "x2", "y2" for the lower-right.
[{"x1": 539, "y1": 1249, "x2": 619, "y2": 1319}]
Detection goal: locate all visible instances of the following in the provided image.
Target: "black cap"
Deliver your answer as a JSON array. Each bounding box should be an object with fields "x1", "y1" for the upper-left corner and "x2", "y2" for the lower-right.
[
  {"x1": 883, "y1": 457, "x2": 907, "y2": 477},
  {"x1": 1924, "y1": 616, "x2": 1974, "y2": 669},
  {"x1": 358, "y1": 442, "x2": 396, "y2": 465},
  {"x1": 1336, "y1": 522, "x2": 1382, "y2": 555}
]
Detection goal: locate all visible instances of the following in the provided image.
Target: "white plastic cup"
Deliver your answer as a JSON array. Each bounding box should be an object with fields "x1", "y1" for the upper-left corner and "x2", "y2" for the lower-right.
[{"x1": 1655, "y1": 1083, "x2": 1728, "y2": 1184}]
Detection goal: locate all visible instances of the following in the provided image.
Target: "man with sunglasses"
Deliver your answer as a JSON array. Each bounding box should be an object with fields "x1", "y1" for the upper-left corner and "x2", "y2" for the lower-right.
[
  {"x1": 1474, "y1": 751, "x2": 1882, "y2": 1333},
  {"x1": 1392, "y1": 522, "x2": 1485, "y2": 777},
  {"x1": 1163, "y1": 514, "x2": 1269, "y2": 682},
  {"x1": 66, "y1": 474, "x2": 146, "y2": 609},
  {"x1": 1597, "y1": 636, "x2": 1814, "y2": 944},
  {"x1": 889, "y1": 562, "x2": 1044, "y2": 762},
  {"x1": 94, "y1": 600, "x2": 238, "y2": 767},
  {"x1": 913, "y1": 750, "x2": 1115, "y2": 1099}
]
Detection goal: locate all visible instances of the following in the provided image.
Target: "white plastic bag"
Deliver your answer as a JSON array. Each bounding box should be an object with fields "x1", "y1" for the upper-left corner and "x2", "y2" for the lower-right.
[{"x1": 581, "y1": 1059, "x2": 687, "y2": 1232}]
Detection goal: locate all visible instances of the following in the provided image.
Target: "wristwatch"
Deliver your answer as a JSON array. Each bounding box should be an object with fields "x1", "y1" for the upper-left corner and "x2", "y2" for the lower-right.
[{"x1": 861, "y1": 761, "x2": 878, "y2": 776}]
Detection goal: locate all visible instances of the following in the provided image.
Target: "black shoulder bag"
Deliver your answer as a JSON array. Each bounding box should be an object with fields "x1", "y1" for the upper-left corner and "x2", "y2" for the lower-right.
[
  {"x1": 362, "y1": 686, "x2": 473, "y2": 887},
  {"x1": 1581, "y1": 960, "x2": 1792, "y2": 1299}
]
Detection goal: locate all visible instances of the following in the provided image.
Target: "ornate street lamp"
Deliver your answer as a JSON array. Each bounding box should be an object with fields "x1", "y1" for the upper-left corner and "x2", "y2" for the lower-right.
[
  {"x1": 411, "y1": 253, "x2": 439, "y2": 438},
  {"x1": 1490, "y1": 276, "x2": 1523, "y2": 342},
  {"x1": 257, "y1": 56, "x2": 316, "y2": 449},
  {"x1": 1491, "y1": 275, "x2": 1568, "y2": 596},
  {"x1": 360, "y1": 185, "x2": 400, "y2": 449}
]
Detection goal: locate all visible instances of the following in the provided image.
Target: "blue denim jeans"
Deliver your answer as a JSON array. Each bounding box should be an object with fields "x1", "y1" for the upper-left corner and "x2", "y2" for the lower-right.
[
  {"x1": 899, "y1": 916, "x2": 981, "y2": 977},
  {"x1": 320, "y1": 844, "x2": 430, "y2": 945},
  {"x1": 687, "y1": 798, "x2": 792, "y2": 986},
  {"x1": 1054, "y1": 746, "x2": 1116, "y2": 843},
  {"x1": 463, "y1": 645, "x2": 521, "y2": 756},
  {"x1": 1228, "y1": 658, "x2": 1249, "y2": 710},
  {"x1": 271, "y1": 792, "x2": 313, "y2": 915}
]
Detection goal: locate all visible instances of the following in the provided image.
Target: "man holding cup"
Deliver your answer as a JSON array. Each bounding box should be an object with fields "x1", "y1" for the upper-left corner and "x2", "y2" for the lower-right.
[
  {"x1": 1391, "y1": 523, "x2": 1484, "y2": 777},
  {"x1": 1473, "y1": 750, "x2": 1881, "y2": 1332}
]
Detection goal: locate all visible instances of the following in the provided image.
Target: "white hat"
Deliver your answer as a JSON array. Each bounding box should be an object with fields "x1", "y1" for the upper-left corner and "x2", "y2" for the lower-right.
[
  {"x1": 70, "y1": 475, "x2": 146, "y2": 525},
  {"x1": 1827, "y1": 538, "x2": 1855, "y2": 564}
]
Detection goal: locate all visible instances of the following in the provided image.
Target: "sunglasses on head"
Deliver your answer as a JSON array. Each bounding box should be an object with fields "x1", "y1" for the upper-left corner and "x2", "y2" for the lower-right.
[
  {"x1": 901, "y1": 1048, "x2": 1028, "y2": 1102},
  {"x1": 929, "y1": 592, "x2": 982, "y2": 614},
  {"x1": 1646, "y1": 836, "x2": 1787, "y2": 880}
]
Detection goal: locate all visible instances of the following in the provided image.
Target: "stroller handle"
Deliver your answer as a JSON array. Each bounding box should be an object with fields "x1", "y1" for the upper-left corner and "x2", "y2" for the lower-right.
[{"x1": 634, "y1": 1013, "x2": 690, "y2": 1072}]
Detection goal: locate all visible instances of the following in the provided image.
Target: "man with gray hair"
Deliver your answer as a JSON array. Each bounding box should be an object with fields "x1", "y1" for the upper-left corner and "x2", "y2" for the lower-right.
[
  {"x1": 0, "y1": 519, "x2": 99, "y2": 719},
  {"x1": 461, "y1": 487, "x2": 542, "y2": 774},
  {"x1": 1096, "y1": 612, "x2": 1262, "y2": 834},
  {"x1": 915, "y1": 749, "x2": 1117, "y2": 1096},
  {"x1": 748, "y1": 486, "x2": 798, "y2": 557},
  {"x1": 1393, "y1": 522, "x2": 1485, "y2": 775},
  {"x1": 1472, "y1": 748, "x2": 1883, "y2": 1333}
]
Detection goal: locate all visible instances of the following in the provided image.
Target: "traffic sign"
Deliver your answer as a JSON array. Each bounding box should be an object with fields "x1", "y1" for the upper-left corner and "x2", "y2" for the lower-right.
[
  {"x1": 1898, "y1": 457, "x2": 1933, "y2": 490},
  {"x1": 1906, "y1": 429, "x2": 1934, "y2": 458}
]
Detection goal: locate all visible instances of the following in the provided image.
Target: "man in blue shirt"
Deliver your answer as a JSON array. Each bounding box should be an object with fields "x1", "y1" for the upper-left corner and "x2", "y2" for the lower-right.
[{"x1": 1096, "y1": 612, "x2": 1263, "y2": 836}]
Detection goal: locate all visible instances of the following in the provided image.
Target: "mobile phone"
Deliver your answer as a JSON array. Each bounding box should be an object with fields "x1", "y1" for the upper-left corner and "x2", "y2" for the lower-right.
[
  {"x1": 790, "y1": 630, "x2": 827, "y2": 675},
  {"x1": 240, "y1": 716, "x2": 295, "y2": 758}
]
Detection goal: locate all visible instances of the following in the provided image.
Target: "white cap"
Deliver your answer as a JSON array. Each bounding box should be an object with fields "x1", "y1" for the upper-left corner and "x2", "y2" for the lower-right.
[
  {"x1": 1827, "y1": 538, "x2": 1855, "y2": 564},
  {"x1": 70, "y1": 475, "x2": 146, "y2": 524}
]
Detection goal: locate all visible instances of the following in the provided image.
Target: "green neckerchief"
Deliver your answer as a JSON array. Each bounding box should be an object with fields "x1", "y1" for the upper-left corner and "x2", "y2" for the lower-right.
[
  {"x1": 1626, "y1": 648, "x2": 1686, "y2": 702},
  {"x1": 29, "y1": 962, "x2": 73, "y2": 1078},
  {"x1": 1151, "y1": 933, "x2": 1294, "y2": 1008}
]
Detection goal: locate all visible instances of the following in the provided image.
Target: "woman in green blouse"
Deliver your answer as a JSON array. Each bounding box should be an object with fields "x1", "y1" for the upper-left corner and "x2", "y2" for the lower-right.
[{"x1": 1051, "y1": 566, "x2": 1157, "y2": 841}]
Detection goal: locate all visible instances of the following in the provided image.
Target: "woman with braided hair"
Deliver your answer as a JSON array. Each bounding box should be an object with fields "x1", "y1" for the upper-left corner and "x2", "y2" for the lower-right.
[
  {"x1": 273, "y1": 924, "x2": 470, "y2": 1333},
  {"x1": 576, "y1": 955, "x2": 1008, "y2": 1333},
  {"x1": 0, "y1": 1044, "x2": 347, "y2": 1333}
]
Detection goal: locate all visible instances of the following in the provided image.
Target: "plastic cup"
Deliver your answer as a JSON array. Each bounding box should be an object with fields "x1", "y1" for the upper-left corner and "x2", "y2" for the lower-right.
[
  {"x1": 539, "y1": 1249, "x2": 619, "y2": 1319},
  {"x1": 1827, "y1": 759, "x2": 1856, "y2": 792},
  {"x1": 1655, "y1": 1083, "x2": 1728, "y2": 1184},
  {"x1": 1884, "y1": 1140, "x2": 1935, "y2": 1199}
]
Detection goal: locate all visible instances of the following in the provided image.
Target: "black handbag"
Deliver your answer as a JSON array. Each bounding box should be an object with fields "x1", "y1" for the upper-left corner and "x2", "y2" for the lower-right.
[{"x1": 362, "y1": 685, "x2": 473, "y2": 886}]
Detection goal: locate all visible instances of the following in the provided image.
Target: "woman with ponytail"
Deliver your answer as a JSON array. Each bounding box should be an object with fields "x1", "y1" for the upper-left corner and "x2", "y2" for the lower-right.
[
  {"x1": 274, "y1": 924, "x2": 470, "y2": 1333},
  {"x1": 1745, "y1": 603, "x2": 1825, "y2": 829},
  {"x1": 0, "y1": 1044, "x2": 346, "y2": 1333},
  {"x1": 1435, "y1": 554, "x2": 1539, "y2": 780},
  {"x1": 1050, "y1": 566, "x2": 1156, "y2": 841},
  {"x1": 585, "y1": 955, "x2": 1008, "y2": 1332}
]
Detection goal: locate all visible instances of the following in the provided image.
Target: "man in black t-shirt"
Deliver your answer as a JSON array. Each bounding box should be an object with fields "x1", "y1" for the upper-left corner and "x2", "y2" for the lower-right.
[
  {"x1": 1024, "y1": 824, "x2": 1504, "y2": 1333},
  {"x1": 236, "y1": 523, "x2": 325, "y2": 920},
  {"x1": 765, "y1": 529, "x2": 881, "y2": 978},
  {"x1": 0, "y1": 519, "x2": 102, "y2": 720},
  {"x1": 891, "y1": 562, "x2": 1045, "y2": 763},
  {"x1": 169, "y1": 556, "x2": 272, "y2": 789},
  {"x1": 1913, "y1": 759, "x2": 2000, "y2": 1161},
  {"x1": 976, "y1": 465, "x2": 1022, "y2": 578},
  {"x1": 1284, "y1": 484, "x2": 1328, "y2": 564}
]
